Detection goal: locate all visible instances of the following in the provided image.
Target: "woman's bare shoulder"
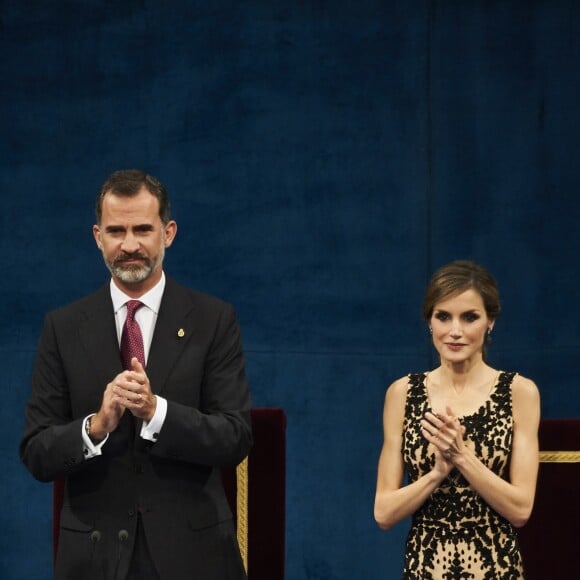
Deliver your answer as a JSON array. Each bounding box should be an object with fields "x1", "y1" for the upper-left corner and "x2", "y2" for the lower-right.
[
  {"x1": 511, "y1": 373, "x2": 540, "y2": 397},
  {"x1": 510, "y1": 373, "x2": 541, "y2": 417},
  {"x1": 381, "y1": 375, "x2": 413, "y2": 431},
  {"x1": 512, "y1": 375, "x2": 540, "y2": 434},
  {"x1": 384, "y1": 375, "x2": 413, "y2": 404}
]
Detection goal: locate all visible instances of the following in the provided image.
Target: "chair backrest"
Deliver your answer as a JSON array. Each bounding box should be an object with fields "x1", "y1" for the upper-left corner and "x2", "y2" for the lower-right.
[
  {"x1": 517, "y1": 418, "x2": 580, "y2": 579},
  {"x1": 222, "y1": 407, "x2": 287, "y2": 579},
  {"x1": 54, "y1": 407, "x2": 286, "y2": 580}
]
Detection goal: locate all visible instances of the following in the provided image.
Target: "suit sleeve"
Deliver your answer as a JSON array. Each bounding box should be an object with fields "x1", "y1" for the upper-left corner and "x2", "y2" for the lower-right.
[
  {"x1": 151, "y1": 302, "x2": 253, "y2": 467},
  {"x1": 19, "y1": 313, "x2": 87, "y2": 482}
]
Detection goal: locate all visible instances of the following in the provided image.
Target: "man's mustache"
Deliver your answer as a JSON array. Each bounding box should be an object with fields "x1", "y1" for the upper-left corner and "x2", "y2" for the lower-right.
[{"x1": 113, "y1": 253, "x2": 148, "y2": 265}]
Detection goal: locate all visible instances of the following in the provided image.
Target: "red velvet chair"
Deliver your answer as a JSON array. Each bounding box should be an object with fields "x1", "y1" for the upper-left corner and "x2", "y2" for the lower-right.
[
  {"x1": 517, "y1": 419, "x2": 580, "y2": 579},
  {"x1": 53, "y1": 407, "x2": 286, "y2": 580}
]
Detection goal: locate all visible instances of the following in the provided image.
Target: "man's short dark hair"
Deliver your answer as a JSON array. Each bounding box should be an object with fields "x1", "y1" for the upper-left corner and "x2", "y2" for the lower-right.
[{"x1": 96, "y1": 169, "x2": 171, "y2": 225}]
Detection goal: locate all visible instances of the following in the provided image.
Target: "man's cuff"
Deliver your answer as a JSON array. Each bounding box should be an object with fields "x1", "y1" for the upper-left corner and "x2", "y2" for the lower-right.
[
  {"x1": 82, "y1": 414, "x2": 109, "y2": 459},
  {"x1": 140, "y1": 395, "x2": 167, "y2": 442}
]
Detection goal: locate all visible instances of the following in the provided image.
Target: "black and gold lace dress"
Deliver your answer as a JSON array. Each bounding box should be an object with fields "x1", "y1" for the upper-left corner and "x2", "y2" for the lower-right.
[{"x1": 401, "y1": 372, "x2": 524, "y2": 579}]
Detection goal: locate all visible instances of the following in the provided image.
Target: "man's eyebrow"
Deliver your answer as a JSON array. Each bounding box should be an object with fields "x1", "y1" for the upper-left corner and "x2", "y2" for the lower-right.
[
  {"x1": 104, "y1": 224, "x2": 155, "y2": 233},
  {"x1": 104, "y1": 225, "x2": 125, "y2": 233}
]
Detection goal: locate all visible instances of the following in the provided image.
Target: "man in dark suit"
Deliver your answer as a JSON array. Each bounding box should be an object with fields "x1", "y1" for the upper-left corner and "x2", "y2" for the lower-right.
[{"x1": 20, "y1": 170, "x2": 252, "y2": 580}]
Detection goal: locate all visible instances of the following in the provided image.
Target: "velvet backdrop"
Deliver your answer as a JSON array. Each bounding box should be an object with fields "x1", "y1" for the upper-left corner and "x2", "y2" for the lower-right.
[{"x1": 1, "y1": 2, "x2": 579, "y2": 579}]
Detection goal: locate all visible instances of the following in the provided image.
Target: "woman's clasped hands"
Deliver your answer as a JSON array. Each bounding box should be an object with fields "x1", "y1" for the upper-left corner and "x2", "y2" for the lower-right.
[{"x1": 421, "y1": 406, "x2": 467, "y2": 466}]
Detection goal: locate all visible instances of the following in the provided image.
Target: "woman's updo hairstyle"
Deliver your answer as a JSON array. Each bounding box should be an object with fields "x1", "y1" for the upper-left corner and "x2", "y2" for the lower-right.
[{"x1": 422, "y1": 260, "x2": 501, "y2": 322}]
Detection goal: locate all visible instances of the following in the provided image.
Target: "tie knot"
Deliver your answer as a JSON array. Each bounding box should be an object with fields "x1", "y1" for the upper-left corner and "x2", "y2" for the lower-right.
[{"x1": 125, "y1": 300, "x2": 144, "y2": 319}]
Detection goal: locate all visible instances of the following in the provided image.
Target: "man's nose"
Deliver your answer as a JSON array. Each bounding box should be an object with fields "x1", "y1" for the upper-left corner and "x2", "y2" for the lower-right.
[{"x1": 120, "y1": 233, "x2": 139, "y2": 253}]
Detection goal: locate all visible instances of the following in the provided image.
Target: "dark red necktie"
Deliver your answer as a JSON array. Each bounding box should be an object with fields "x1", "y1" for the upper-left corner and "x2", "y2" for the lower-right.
[{"x1": 120, "y1": 300, "x2": 145, "y2": 370}]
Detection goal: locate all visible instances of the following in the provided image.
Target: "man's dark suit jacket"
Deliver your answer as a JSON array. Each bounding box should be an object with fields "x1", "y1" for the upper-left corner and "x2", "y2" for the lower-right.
[{"x1": 20, "y1": 276, "x2": 253, "y2": 580}]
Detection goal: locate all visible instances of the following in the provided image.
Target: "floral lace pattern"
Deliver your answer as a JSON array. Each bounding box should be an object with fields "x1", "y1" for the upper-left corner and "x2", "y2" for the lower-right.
[{"x1": 401, "y1": 372, "x2": 524, "y2": 579}]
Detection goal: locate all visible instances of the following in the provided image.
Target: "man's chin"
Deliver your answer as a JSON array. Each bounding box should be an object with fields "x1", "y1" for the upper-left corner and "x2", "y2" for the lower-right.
[{"x1": 111, "y1": 266, "x2": 152, "y2": 284}]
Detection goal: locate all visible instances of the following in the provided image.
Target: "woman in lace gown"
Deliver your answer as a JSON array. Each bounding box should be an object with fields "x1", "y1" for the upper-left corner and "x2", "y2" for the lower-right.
[{"x1": 374, "y1": 260, "x2": 540, "y2": 579}]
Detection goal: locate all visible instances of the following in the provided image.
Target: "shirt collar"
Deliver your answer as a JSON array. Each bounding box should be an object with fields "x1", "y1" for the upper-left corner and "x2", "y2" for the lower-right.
[{"x1": 110, "y1": 272, "x2": 166, "y2": 315}]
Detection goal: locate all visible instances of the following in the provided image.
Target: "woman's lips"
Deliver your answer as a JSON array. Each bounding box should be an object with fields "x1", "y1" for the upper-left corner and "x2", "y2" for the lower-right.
[{"x1": 445, "y1": 343, "x2": 466, "y2": 351}]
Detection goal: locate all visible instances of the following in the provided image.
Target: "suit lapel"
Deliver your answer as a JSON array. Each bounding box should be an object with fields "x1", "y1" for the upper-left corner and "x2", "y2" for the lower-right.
[
  {"x1": 146, "y1": 278, "x2": 196, "y2": 396},
  {"x1": 77, "y1": 285, "x2": 124, "y2": 384}
]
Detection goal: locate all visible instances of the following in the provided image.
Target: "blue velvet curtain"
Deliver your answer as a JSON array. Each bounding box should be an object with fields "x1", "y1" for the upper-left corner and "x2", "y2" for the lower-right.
[{"x1": 2, "y1": 2, "x2": 579, "y2": 578}]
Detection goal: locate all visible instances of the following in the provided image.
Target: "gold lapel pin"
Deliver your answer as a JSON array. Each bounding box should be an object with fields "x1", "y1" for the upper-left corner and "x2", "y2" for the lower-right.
[{"x1": 177, "y1": 328, "x2": 185, "y2": 338}]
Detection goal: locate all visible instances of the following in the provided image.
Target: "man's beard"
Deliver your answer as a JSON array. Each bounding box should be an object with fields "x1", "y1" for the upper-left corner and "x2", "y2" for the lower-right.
[{"x1": 104, "y1": 246, "x2": 165, "y2": 284}]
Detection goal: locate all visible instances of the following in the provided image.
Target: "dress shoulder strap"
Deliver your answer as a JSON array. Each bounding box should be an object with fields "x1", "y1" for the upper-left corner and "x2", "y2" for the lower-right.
[
  {"x1": 490, "y1": 371, "x2": 517, "y2": 414},
  {"x1": 404, "y1": 373, "x2": 429, "y2": 417}
]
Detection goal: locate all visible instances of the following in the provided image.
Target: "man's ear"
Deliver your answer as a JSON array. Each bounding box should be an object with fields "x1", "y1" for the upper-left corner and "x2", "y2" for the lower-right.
[
  {"x1": 93, "y1": 225, "x2": 102, "y2": 249},
  {"x1": 164, "y1": 220, "x2": 178, "y2": 248}
]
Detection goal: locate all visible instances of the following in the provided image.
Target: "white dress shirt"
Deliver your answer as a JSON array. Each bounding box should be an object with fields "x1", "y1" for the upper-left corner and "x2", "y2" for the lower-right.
[{"x1": 82, "y1": 273, "x2": 168, "y2": 458}]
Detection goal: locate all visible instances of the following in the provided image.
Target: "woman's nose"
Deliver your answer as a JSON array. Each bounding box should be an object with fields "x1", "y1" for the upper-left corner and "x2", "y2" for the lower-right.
[{"x1": 449, "y1": 320, "x2": 462, "y2": 336}]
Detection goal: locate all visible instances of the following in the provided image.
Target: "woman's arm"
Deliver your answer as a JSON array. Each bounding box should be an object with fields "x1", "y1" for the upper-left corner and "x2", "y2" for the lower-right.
[{"x1": 374, "y1": 377, "x2": 452, "y2": 530}]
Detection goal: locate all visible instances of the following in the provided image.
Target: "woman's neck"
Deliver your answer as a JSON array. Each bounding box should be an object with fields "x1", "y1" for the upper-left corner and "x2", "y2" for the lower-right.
[{"x1": 437, "y1": 358, "x2": 493, "y2": 391}]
